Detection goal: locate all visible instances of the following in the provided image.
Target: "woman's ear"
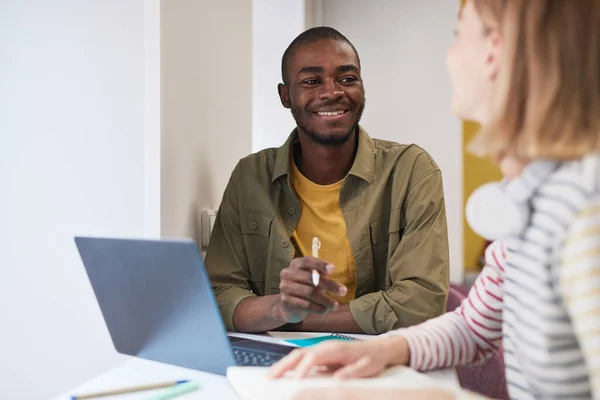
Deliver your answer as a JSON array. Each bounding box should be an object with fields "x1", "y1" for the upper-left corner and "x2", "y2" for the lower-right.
[{"x1": 486, "y1": 30, "x2": 503, "y2": 80}]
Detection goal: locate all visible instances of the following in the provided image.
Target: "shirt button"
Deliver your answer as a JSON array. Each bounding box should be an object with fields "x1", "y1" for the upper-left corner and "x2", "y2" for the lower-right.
[
  {"x1": 287, "y1": 207, "x2": 296, "y2": 215},
  {"x1": 281, "y1": 240, "x2": 289, "y2": 248},
  {"x1": 250, "y1": 221, "x2": 258, "y2": 230}
]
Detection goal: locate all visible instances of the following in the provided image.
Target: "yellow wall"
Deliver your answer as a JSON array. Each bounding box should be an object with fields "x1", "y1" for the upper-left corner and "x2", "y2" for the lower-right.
[{"x1": 462, "y1": 122, "x2": 503, "y2": 271}]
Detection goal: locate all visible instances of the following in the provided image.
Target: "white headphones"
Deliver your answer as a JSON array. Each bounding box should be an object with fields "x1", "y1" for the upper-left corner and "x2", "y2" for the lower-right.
[{"x1": 465, "y1": 160, "x2": 559, "y2": 241}]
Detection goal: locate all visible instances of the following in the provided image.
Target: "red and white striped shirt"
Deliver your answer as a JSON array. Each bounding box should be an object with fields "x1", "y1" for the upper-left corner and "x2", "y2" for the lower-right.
[{"x1": 389, "y1": 241, "x2": 506, "y2": 371}]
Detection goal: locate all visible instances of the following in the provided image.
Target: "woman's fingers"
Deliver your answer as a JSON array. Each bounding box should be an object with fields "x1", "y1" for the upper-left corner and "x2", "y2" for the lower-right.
[
  {"x1": 334, "y1": 356, "x2": 383, "y2": 380},
  {"x1": 268, "y1": 349, "x2": 306, "y2": 379}
]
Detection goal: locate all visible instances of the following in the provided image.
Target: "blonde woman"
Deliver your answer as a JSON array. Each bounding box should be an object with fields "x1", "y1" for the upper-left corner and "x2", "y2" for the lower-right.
[{"x1": 269, "y1": 1, "x2": 600, "y2": 399}]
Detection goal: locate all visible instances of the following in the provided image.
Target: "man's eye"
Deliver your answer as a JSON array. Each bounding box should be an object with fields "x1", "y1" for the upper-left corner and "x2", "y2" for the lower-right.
[
  {"x1": 340, "y1": 77, "x2": 358, "y2": 83},
  {"x1": 303, "y1": 79, "x2": 319, "y2": 85}
]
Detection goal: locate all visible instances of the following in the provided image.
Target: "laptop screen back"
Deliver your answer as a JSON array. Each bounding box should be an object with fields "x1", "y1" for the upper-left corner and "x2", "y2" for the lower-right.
[{"x1": 75, "y1": 237, "x2": 236, "y2": 375}]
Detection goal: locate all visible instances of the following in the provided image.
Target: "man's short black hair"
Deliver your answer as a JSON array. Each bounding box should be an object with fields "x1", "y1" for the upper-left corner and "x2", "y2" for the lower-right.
[{"x1": 281, "y1": 26, "x2": 360, "y2": 85}]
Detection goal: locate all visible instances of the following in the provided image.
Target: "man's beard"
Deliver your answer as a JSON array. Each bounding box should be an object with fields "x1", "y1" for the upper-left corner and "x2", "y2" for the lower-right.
[
  {"x1": 291, "y1": 100, "x2": 365, "y2": 146},
  {"x1": 303, "y1": 124, "x2": 358, "y2": 145}
]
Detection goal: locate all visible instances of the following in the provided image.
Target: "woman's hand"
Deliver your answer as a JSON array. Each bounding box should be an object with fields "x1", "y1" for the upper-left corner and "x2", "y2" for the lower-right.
[{"x1": 268, "y1": 335, "x2": 411, "y2": 380}]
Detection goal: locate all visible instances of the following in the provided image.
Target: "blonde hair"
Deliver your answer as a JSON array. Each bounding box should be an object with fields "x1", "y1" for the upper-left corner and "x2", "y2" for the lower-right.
[
  {"x1": 469, "y1": 0, "x2": 600, "y2": 162},
  {"x1": 470, "y1": 0, "x2": 505, "y2": 32}
]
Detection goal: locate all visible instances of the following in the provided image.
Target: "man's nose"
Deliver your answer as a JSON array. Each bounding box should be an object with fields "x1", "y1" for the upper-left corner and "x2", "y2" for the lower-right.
[{"x1": 318, "y1": 79, "x2": 344, "y2": 101}]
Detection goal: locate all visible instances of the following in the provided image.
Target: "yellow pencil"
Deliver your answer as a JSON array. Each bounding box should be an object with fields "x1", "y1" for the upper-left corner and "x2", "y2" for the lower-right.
[{"x1": 70, "y1": 380, "x2": 189, "y2": 400}]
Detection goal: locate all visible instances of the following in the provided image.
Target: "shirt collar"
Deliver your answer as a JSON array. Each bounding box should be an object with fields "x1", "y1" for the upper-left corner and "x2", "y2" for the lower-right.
[{"x1": 271, "y1": 125, "x2": 375, "y2": 184}]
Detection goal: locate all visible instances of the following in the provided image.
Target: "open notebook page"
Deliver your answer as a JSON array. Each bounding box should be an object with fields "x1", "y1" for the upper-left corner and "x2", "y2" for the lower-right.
[{"x1": 226, "y1": 365, "x2": 447, "y2": 400}]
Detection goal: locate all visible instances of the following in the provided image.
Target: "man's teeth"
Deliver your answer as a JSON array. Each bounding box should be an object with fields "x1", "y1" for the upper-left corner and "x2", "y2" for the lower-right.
[{"x1": 317, "y1": 110, "x2": 346, "y2": 116}]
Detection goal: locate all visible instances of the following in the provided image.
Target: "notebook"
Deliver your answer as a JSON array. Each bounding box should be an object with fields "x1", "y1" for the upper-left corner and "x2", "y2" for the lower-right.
[
  {"x1": 284, "y1": 333, "x2": 360, "y2": 348},
  {"x1": 226, "y1": 365, "x2": 444, "y2": 400}
]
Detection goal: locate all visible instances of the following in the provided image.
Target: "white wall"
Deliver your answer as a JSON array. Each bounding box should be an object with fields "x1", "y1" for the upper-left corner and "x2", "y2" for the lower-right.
[
  {"x1": 160, "y1": 0, "x2": 253, "y2": 242},
  {"x1": 0, "y1": 1, "x2": 149, "y2": 399},
  {"x1": 319, "y1": 0, "x2": 463, "y2": 282},
  {"x1": 251, "y1": 0, "x2": 305, "y2": 152},
  {"x1": 144, "y1": 0, "x2": 162, "y2": 237}
]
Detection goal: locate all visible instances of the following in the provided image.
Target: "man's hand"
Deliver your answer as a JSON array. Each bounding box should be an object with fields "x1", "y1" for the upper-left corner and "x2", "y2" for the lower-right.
[
  {"x1": 278, "y1": 256, "x2": 347, "y2": 323},
  {"x1": 230, "y1": 257, "x2": 352, "y2": 333}
]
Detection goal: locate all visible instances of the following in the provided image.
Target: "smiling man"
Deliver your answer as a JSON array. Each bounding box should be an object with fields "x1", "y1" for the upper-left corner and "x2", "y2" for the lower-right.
[{"x1": 205, "y1": 27, "x2": 450, "y2": 335}]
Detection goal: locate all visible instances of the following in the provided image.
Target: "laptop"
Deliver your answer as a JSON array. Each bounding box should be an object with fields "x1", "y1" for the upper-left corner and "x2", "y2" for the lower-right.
[{"x1": 74, "y1": 236, "x2": 295, "y2": 375}]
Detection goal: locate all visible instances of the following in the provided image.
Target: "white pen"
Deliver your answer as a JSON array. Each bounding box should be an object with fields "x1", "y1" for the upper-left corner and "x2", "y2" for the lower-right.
[{"x1": 312, "y1": 237, "x2": 321, "y2": 287}]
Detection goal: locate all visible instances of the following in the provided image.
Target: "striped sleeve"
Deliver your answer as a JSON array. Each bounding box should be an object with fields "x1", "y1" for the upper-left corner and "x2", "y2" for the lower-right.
[
  {"x1": 386, "y1": 241, "x2": 506, "y2": 371},
  {"x1": 559, "y1": 199, "x2": 600, "y2": 399}
]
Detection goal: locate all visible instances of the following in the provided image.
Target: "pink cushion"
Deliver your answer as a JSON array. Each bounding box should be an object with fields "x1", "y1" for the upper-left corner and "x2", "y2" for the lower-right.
[{"x1": 447, "y1": 283, "x2": 509, "y2": 399}]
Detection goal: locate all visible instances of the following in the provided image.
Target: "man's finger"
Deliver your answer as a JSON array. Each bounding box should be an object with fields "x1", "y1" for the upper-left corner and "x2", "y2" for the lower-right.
[
  {"x1": 318, "y1": 275, "x2": 347, "y2": 297},
  {"x1": 280, "y1": 267, "x2": 346, "y2": 298},
  {"x1": 280, "y1": 282, "x2": 338, "y2": 311},
  {"x1": 280, "y1": 268, "x2": 312, "y2": 285},
  {"x1": 289, "y1": 256, "x2": 333, "y2": 274}
]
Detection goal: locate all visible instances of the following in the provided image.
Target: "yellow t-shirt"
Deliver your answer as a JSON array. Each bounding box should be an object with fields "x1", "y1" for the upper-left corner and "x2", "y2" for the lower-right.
[{"x1": 290, "y1": 161, "x2": 357, "y2": 304}]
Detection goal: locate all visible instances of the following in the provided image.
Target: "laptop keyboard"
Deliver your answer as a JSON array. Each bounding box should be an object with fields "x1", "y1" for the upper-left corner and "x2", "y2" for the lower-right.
[{"x1": 233, "y1": 347, "x2": 286, "y2": 367}]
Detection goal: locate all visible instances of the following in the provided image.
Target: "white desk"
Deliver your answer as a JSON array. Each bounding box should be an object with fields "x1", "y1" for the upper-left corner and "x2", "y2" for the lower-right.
[{"x1": 52, "y1": 332, "x2": 459, "y2": 400}]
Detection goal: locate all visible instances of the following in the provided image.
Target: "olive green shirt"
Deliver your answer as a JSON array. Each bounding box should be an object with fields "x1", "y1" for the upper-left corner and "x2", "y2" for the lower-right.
[{"x1": 205, "y1": 127, "x2": 450, "y2": 334}]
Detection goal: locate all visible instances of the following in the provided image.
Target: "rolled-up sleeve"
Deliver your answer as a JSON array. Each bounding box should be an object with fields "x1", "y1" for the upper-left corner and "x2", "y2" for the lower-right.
[
  {"x1": 204, "y1": 163, "x2": 256, "y2": 331},
  {"x1": 349, "y1": 169, "x2": 450, "y2": 334}
]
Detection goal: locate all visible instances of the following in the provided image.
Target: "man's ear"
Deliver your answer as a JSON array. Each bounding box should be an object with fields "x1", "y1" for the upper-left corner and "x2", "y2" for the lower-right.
[{"x1": 278, "y1": 83, "x2": 291, "y2": 109}]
